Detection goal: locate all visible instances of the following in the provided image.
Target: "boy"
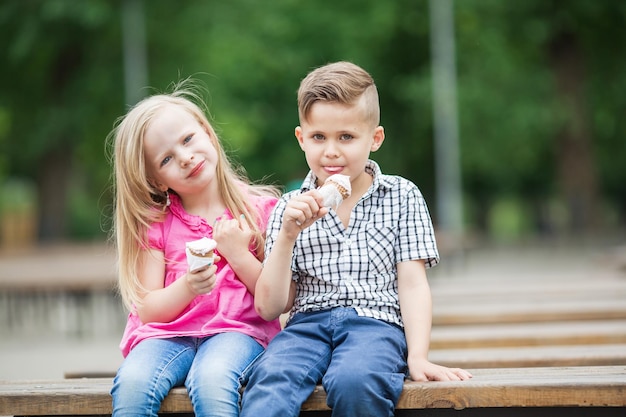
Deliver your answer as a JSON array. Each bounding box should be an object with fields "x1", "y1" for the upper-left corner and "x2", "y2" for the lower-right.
[{"x1": 241, "y1": 61, "x2": 471, "y2": 417}]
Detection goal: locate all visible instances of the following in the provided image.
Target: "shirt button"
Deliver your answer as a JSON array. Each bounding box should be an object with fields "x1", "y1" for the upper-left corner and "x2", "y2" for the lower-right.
[
  {"x1": 344, "y1": 239, "x2": 352, "y2": 246},
  {"x1": 345, "y1": 275, "x2": 353, "y2": 283}
]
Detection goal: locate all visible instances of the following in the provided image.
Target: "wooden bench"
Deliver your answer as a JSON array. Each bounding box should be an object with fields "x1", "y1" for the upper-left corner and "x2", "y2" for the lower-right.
[
  {"x1": 0, "y1": 244, "x2": 124, "y2": 340},
  {"x1": 1, "y1": 366, "x2": 625, "y2": 416},
  {"x1": 3, "y1": 244, "x2": 626, "y2": 415}
]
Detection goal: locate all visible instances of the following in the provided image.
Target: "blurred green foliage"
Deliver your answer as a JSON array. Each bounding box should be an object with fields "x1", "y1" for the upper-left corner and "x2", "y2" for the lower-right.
[
  {"x1": 0, "y1": 0, "x2": 624, "y2": 242},
  {"x1": 0, "y1": 179, "x2": 36, "y2": 213}
]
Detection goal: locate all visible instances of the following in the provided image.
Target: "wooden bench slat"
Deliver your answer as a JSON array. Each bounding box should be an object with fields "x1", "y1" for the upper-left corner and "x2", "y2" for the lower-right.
[
  {"x1": 0, "y1": 246, "x2": 116, "y2": 292},
  {"x1": 0, "y1": 378, "x2": 114, "y2": 415},
  {"x1": 430, "y1": 319, "x2": 626, "y2": 349},
  {"x1": 430, "y1": 276, "x2": 626, "y2": 298},
  {"x1": 432, "y1": 299, "x2": 626, "y2": 325},
  {"x1": 1, "y1": 366, "x2": 625, "y2": 416},
  {"x1": 300, "y1": 366, "x2": 626, "y2": 411},
  {"x1": 429, "y1": 343, "x2": 626, "y2": 368},
  {"x1": 395, "y1": 365, "x2": 626, "y2": 409}
]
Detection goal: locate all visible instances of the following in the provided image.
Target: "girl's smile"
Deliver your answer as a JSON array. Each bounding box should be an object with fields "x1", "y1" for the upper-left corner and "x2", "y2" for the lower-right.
[{"x1": 188, "y1": 160, "x2": 206, "y2": 178}]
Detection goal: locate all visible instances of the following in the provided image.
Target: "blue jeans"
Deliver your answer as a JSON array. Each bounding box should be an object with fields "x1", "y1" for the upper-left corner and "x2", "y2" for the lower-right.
[
  {"x1": 240, "y1": 307, "x2": 407, "y2": 417},
  {"x1": 111, "y1": 332, "x2": 264, "y2": 417}
]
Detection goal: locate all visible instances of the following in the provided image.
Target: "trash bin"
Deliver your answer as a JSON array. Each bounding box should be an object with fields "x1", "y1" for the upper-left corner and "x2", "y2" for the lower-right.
[{"x1": 0, "y1": 179, "x2": 37, "y2": 249}]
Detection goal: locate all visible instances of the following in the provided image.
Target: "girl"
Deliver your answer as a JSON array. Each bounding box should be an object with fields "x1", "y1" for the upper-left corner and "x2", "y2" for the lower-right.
[{"x1": 107, "y1": 83, "x2": 281, "y2": 417}]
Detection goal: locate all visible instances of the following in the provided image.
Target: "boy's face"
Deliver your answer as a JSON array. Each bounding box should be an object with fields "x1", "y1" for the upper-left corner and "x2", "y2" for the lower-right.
[{"x1": 295, "y1": 99, "x2": 384, "y2": 189}]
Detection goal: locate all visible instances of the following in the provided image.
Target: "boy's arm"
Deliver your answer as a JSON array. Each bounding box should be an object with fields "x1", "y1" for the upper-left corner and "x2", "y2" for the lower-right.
[
  {"x1": 397, "y1": 260, "x2": 472, "y2": 381},
  {"x1": 254, "y1": 228, "x2": 298, "y2": 320},
  {"x1": 255, "y1": 191, "x2": 328, "y2": 320}
]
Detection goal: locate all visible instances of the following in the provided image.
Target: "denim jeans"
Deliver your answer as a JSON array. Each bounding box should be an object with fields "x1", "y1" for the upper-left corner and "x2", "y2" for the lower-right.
[
  {"x1": 240, "y1": 307, "x2": 407, "y2": 417},
  {"x1": 111, "y1": 332, "x2": 264, "y2": 417}
]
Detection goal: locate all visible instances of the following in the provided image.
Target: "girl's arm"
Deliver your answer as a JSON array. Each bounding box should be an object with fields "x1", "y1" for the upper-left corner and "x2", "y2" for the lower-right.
[
  {"x1": 135, "y1": 248, "x2": 218, "y2": 323},
  {"x1": 213, "y1": 214, "x2": 262, "y2": 295},
  {"x1": 397, "y1": 260, "x2": 472, "y2": 381}
]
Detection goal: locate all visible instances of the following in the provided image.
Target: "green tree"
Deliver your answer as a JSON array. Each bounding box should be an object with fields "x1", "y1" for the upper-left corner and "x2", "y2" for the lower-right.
[
  {"x1": 455, "y1": 0, "x2": 626, "y2": 235},
  {"x1": 0, "y1": 0, "x2": 122, "y2": 240},
  {"x1": 1, "y1": 0, "x2": 625, "y2": 243}
]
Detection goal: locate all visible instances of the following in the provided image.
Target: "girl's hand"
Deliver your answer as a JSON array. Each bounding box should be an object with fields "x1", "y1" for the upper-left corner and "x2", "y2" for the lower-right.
[
  {"x1": 408, "y1": 357, "x2": 473, "y2": 382},
  {"x1": 282, "y1": 191, "x2": 328, "y2": 237},
  {"x1": 185, "y1": 256, "x2": 220, "y2": 295},
  {"x1": 213, "y1": 214, "x2": 253, "y2": 261}
]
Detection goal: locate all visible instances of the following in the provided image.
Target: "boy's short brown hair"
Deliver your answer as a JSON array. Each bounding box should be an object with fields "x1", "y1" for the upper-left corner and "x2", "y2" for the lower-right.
[{"x1": 297, "y1": 61, "x2": 380, "y2": 127}]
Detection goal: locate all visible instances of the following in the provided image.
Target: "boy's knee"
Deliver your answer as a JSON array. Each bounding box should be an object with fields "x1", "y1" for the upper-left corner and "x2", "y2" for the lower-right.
[
  {"x1": 324, "y1": 371, "x2": 403, "y2": 417},
  {"x1": 325, "y1": 369, "x2": 404, "y2": 400},
  {"x1": 326, "y1": 369, "x2": 366, "y2": 389}
]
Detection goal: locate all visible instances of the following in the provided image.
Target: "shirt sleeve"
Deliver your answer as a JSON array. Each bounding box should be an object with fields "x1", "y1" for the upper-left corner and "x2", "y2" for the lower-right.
[
  {"x1": 262, "y1": 192, "x2": 301, "y2": 278},
  {"x1": 146, "y1": 220, "x2": 165, "y2": 251},
  {"x1": 396, "y1": 180, "x2": 440, "y2": 268},
  {"x1": 254, "y1": 195, "x2": 279, "y2": 232},
  {"x1": 263, "y1": 196, "x2": 287, "y2": 259}
]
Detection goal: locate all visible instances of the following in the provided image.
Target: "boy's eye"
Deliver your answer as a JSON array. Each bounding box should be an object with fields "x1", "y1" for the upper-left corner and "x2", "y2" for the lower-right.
[
  {"x1": 312, "y1": 134, "x2": 325, "y2": 141},
  {"x1": 340, "y1": 134, "x2": 353, "y2": 141},
  {"x1": 160, "y1": 156, "x2": 171, "y2": 167}
]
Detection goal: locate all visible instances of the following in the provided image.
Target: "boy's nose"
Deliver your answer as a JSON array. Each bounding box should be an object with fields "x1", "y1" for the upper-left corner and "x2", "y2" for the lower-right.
[{"x1": 324, "y1": 141, "x2": 340, "y2": 157}]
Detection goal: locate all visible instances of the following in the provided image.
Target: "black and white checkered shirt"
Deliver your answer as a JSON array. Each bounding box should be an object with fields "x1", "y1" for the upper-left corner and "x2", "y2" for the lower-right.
[{"x1": 265, "y1": 160, "x2": 439, "y2": 328}]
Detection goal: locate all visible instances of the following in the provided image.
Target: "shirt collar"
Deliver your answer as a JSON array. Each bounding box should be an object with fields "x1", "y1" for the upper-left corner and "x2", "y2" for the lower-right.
[{"x1": 167, "y1": 193, "x2": 205, "y2": 230}]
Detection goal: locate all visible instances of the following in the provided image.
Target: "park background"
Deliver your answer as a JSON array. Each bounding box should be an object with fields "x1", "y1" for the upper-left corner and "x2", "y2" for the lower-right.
[{"x1": 1, "y1": 0, "x2": 625, "y2": 380}]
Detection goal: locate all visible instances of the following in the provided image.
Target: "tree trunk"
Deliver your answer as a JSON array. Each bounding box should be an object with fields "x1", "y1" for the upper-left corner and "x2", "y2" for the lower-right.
[
  {"x1": 548, "y1": 31, "x2": 599, "y2": 233},
  {"x1": 36, "y1": 147, "x2": 72, "y2": 241}
]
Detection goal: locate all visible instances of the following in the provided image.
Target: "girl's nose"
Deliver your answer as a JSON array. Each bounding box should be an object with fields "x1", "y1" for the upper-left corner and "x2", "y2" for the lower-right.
[{"x1": 180, "y1": 151, "x2": 194, "y2": 166}]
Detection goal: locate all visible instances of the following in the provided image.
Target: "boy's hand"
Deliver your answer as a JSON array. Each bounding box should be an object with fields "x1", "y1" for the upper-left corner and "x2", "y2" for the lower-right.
[
  {"x1": 185, "y1": 257, "x2": 220, "y2": 295},
  {"x1": 213, "y1": 214, "x2": 253, "y2": 261},
  {"x1": 282, "y1": 190, "x2": 329, "y2": 236},
  {"x1": 408, "y1": 357, "x2": 473, "y2": 382}
]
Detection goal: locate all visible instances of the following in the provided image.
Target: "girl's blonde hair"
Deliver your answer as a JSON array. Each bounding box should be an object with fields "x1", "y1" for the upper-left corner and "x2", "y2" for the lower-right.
[{"x1": 107, "y1": 82, "x2": 280, "y2": 311}]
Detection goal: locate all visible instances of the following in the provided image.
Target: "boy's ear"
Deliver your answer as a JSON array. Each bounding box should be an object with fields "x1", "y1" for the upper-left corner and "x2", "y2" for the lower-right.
[
  {"x1": 295, "y1": 126, "x2": 305, "y2": 150},
  {"x1": 370, "y1": 126, "x2": 385, "y2": 152}
]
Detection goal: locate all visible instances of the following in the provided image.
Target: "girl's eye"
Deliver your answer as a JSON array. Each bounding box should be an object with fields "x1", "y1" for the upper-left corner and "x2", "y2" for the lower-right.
[
  {"x1": 183, "y1": 134, "x2": 192, "y2": 144},
  {"x1": 160, "y1": 156, "x2": 171, "y2": 167}
]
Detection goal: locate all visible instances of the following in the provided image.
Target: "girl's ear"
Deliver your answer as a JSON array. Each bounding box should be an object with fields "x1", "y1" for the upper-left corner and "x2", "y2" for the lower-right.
[{"x1": 148, "y1": 178, "x2": 168, "y2": 193}]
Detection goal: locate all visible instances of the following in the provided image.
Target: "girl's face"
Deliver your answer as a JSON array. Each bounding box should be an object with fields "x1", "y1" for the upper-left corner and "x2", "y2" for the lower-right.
[
  {"x1": 143, "y1": 105, "x2": 219, "y2": 197},
  {"x1": 295, "y1": 98, "x2": 384, "y2": 192}
]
